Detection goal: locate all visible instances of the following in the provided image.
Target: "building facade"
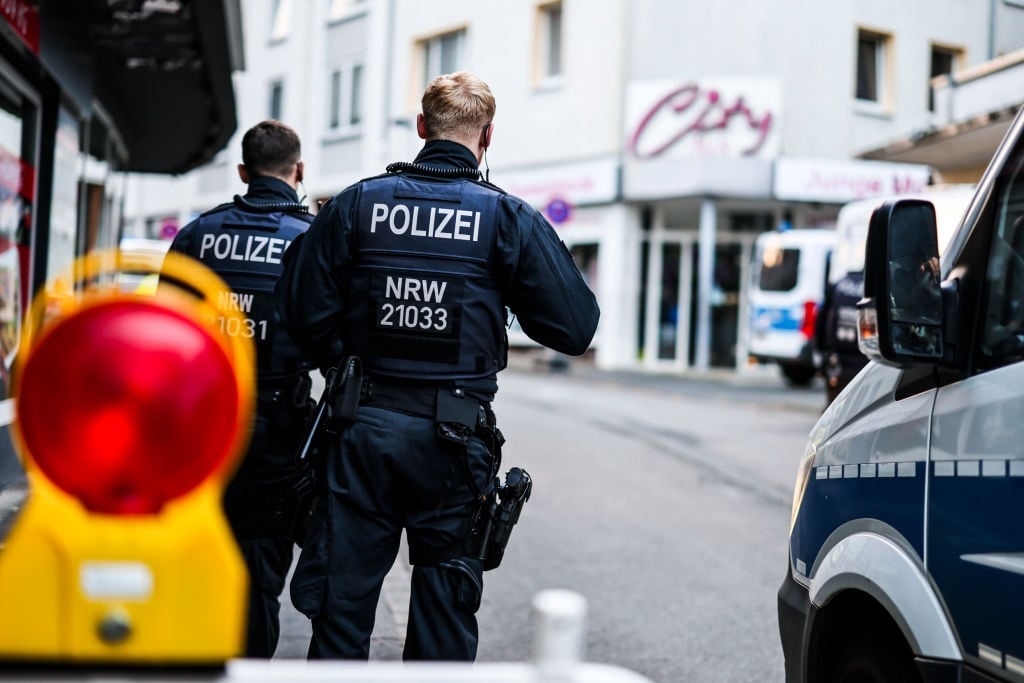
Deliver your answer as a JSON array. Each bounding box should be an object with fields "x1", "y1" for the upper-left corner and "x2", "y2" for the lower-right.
[{"x1": 123, "y1": 0, "x2": 1024, "y2": 374}]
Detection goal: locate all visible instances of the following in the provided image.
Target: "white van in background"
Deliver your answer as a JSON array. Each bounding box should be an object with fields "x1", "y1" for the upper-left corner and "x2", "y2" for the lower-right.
[
  {"x1": 748, "y1": 228, "x2": 836, "y2": 385},
  {"x1": 830, "y1": 184, "x2": 976, "y2": 289},
  {"x1": 815, "y1": 185, "x2": 976, "y2": 402}
]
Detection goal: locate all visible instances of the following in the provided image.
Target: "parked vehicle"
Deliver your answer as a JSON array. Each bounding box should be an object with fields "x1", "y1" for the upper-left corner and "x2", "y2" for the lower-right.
[
  {"x1": 748, "y1": 228, "x2": 836, "y2": 385},
  {"x1": 779, "y1": 105, "x2": 1024, "y2": 682},
  {"x1": 117, "y1": 237, "x2": 172, "y2": 294},
  {"x1": 817, "y1": 185, "x2": 975, "y2": 405}
]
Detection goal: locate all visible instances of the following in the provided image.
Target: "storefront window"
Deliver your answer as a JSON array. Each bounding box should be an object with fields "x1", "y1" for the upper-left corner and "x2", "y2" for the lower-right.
[
  {"x1": 0, "y1": 74, "x2": 37, "y2": 398},
  {"x1": 48, "y1": 106, "x2": 81, "y2": 286}
]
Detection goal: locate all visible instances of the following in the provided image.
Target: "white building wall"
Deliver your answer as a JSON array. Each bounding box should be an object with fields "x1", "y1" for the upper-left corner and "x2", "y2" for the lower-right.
[
  {"x1": 384, "y1": 0, "x2": 627, "y2": 170},
  {"x1": 623, "y1": 0, "x2": 998, "y2": 159}
]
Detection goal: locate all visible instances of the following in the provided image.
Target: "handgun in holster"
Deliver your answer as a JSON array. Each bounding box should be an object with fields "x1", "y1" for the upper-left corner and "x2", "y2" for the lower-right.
[
  {"x1": 284, "y1": 356, "x2": 363, "y2": 545},
  {"x1": 465, "y1": 466, "x2": 533, "y2": 571}
]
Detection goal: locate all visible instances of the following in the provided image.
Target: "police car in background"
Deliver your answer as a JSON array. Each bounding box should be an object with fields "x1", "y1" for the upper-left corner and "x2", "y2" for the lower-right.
[
  {"x1": 779, "y1": 104, "x2": 1024, "y2": 682},
  {"x1": 748, "y1": 227, "x2": 835, "y2": 385}
]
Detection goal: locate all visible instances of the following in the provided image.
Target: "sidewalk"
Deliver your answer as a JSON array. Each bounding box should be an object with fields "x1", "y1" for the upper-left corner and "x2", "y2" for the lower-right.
[{"x1": 506, "y1": 348, "x2": 827, "y2": 416}]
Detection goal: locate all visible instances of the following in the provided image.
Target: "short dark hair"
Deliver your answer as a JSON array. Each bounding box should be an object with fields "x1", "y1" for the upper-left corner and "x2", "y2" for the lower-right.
[{"x1": 241, "y1": 120, "x2": 301, "y2": 178}]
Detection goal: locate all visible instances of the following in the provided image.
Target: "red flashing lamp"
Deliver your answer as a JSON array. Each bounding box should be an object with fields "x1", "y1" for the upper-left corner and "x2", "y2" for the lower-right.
[{"x1": 17, "y1": 299, "x2": 241, "y2": 515}]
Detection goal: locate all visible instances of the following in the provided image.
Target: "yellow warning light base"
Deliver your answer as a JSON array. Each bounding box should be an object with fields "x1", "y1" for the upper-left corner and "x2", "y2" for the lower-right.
[
  {"x1": 0, "y1": 479, "x2": 248, "y2": 663},
  {"x1": 0, "y1": 250, "x2": 256, "y2": 664}
]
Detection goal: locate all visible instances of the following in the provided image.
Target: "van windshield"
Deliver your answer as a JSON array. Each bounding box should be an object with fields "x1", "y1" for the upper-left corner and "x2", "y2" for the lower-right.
[{"x1": 758, "y1": 247, "x2": 800, "y2": 291}]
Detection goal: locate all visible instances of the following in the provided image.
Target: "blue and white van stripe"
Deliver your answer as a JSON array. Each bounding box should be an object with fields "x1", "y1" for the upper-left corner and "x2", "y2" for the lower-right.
[
  {"x1": 815, "y1": 461, "x2": 917, "y2": 479},
  {"x1": 815, "y1": 458, "x2": 1024, "y2": 480}
]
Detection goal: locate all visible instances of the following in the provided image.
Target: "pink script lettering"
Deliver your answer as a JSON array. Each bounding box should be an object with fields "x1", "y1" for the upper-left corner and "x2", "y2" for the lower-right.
[{"x1": 629, "y1": 84, "x2": 774, "y2": 159}]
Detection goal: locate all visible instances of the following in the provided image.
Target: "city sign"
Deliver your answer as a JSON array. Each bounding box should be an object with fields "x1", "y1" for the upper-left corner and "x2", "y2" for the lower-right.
[{"x1": 626, "y1": 77, "x2": 782, "y2": 160}]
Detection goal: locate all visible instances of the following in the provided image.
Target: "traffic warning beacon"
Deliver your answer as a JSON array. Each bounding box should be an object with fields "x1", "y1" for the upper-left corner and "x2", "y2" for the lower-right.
[{"x1": 0, "y1": 249, "x2": 255, "y2": 666}]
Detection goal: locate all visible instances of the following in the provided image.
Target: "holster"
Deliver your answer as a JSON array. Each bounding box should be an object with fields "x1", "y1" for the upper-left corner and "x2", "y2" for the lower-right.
[
  {"x1": 281, "y1": 357, "x2": 364, "y2": 546},
  {"x1": 464, "y1": 467, "x2": 532, "y2": 571},
  {"x1": 437, "y1": 400, "x2": 531, "y2": 571}
]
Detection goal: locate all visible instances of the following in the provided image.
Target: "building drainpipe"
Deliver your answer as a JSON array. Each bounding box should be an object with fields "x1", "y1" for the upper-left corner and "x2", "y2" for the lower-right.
[
  {"x1": 695, "y1": 198, "x2": 716, "y2": 372},
  {"x1": 988, "y1": 0, "x2": 997, "y2": 60},
  {"x1": 382, "y1": 0, "x2": 397, "y2": 164}
]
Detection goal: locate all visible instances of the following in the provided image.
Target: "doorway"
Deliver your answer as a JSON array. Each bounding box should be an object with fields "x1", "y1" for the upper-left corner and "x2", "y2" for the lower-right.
[{"x1": 639, "y1": 232, "x2": 754, "y2": 370}]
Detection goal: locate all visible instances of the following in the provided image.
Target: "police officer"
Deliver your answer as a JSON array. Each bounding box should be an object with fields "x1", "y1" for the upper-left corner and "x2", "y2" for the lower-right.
[
  {"x1": 815, "y1": 270, "x2": 868, "y2": 406},
  {"x1": 275, "y1": 71, "x2": 600, "y2": 661},
  {"x1": 164, "y1": 120, "x2": 314, "y2": 657}
]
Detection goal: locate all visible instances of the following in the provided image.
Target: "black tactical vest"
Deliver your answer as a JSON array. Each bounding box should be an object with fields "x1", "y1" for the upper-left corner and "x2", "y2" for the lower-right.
[
  {"x1": 186, "y1": 199, "x2": 312, "y2": 378},
  {"x1": 343, "y1": 174, "x2": 507, "y2": 380}
]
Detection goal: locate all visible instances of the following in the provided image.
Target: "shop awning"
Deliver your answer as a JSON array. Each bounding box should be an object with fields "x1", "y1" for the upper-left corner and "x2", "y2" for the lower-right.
[{"x1": 40, "y1": 0, "x2": 244, "y2": 175}]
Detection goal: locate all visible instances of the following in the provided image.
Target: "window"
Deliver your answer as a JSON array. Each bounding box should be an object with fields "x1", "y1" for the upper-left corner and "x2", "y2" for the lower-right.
[
  {"x1": 757, "y1": 247, "x2": 800, "y2": 292},
  {"x1": 855, "y1": 29, "x2": 889, "y2": 104},
  {"x1": 929, "y1": 44, "x2": 961, "y2": 111},
  {"x1": 537, "y1": 2, "x2": 563, "y2": 81},
  {"x1": 329, "y1": 71, "x2": 341, "y2": 129},
  {"x1": 326, "y1": 63, "x2": 364, "y2": 133},
  {"x1": 421, "y1": 29, "x2": 465, "y2": 87},
  {"x1": 270, "y1": 0, "x2": 293, "y2": 42},
  {"x1": 49, "y1": 108, "x2": 81, "y2": 283},
  {"x1": 328, "y1": 0, "x2": 366, "y2": 21},
  {"x1": 979, "y1": 142, "x2": 1024, "y2": 368},
  {"x1": 350, "y1": 64, "x2": 363, "y2": 125},
  {"x1": 0, "y1": 74, "x2": 37, "y2": 393},
  {"x1": 268, "y1": 80, "x2": 283, "y2": 120}
]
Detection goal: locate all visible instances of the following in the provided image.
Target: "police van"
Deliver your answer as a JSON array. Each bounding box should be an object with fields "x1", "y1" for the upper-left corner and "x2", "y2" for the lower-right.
[
  {"x1": 779, "y1": 104, "x2": 1024, "y2": 682},
  {"x1": 748, "y1": 228, "x2": 836, "y2": 385}
]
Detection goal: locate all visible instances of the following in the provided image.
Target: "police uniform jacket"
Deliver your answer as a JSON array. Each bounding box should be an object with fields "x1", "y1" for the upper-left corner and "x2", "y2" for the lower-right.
[
  {"x1": 275, "y1": 140, "x2": 599, "y2": 401},
  {"x1": 168, "y1": 176, "x2": 313, "y2": 388}
]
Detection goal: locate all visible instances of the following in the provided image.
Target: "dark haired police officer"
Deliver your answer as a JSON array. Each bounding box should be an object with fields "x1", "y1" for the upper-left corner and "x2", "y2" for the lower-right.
[
  {"x1": 164, "y1": 119, "x2": 314, "y2": 657},
  {"x1": 275, "y1": 71, "x2": 600, "y2": 661}
]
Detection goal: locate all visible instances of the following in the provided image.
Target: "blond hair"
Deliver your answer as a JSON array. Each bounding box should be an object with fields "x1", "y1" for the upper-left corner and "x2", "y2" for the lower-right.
[{"x1": 421, "y1": 71, "x2": 496, "y2": 140}]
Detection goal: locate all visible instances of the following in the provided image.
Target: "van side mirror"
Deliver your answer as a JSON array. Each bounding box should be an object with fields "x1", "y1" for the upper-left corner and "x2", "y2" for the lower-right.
[{"x1": 857, "y1": 199, "x2": 943, "y2": 364}]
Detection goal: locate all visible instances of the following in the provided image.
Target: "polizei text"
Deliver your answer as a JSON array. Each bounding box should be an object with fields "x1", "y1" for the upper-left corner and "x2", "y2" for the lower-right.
[
  {"x1": 370, "y1": 203, "x2": 481, "y2": 242},
  {"x1": 198, "y1": 233, "x2": 291, "y2": 264}
]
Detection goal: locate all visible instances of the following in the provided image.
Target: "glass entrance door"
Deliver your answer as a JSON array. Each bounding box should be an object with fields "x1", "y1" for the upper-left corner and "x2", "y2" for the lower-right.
[{"x1": 639, "y1": 233, "x2": 754, "y2": 370}]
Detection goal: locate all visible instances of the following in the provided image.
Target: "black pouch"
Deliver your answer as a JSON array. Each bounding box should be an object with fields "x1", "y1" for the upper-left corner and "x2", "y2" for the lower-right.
[
  {"x1": 329, "y1": 357, "x2": 363, "y2": 426},
  {"x1": 435, "y1": 388, "x2": 481, "y2": 429}
]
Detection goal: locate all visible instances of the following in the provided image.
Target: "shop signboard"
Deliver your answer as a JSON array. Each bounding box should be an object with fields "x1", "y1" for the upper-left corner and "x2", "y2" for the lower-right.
[
  {"x1": 0, "y1": 0, "x2": 39, "y2": 54},
  {"x1": 496, "y1": 158, "x2": 618, "y2": 217},
  {"x1": 625, "y1": 77, "x2": 783, "y2": 160},
  {"x1": 773, "y1": 157, "x2": 932, "y2": 203}
]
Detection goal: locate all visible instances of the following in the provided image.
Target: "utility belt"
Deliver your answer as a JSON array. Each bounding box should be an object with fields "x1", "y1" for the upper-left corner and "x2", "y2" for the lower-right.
[{"x1": 361, "y1": 377, "x2": 493, "y2": 434}]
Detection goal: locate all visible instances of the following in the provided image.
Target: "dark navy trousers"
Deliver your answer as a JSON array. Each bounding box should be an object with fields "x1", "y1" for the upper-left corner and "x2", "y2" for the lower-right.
[
  {"x1": 224, "y1": 409, "x2": 304, "y2": 658},
  {"x1": 238, "y1": 536, "x2": 294, "y2": 657},
  {"x1": 289, "y1": 406, "x2": 491, "y2": 661}
]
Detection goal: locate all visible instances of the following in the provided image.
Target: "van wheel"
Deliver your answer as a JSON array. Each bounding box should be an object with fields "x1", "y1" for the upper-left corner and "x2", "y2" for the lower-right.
[
  {"x1": 829, "y1": 632, "x2": 920, "y2": 683},
  {"x1": 781, "y1": 364, "x2": 816, "y2": 386}
]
